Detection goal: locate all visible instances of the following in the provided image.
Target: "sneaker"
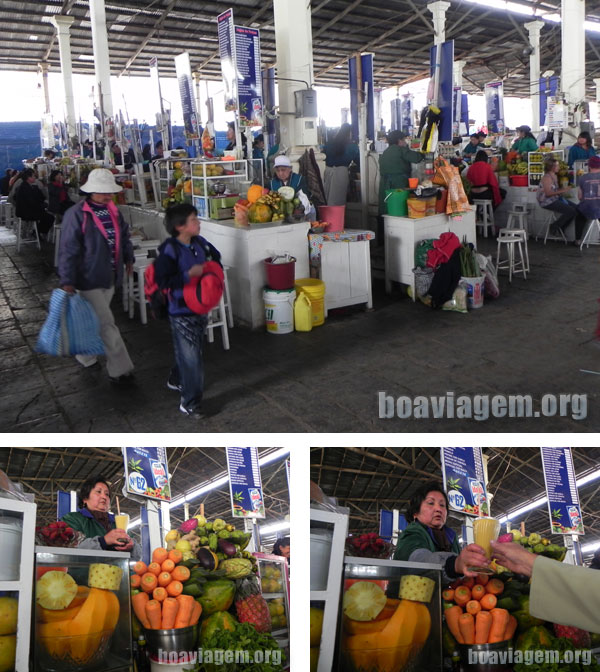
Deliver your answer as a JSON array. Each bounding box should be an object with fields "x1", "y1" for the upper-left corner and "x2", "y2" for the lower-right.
[
  {"x1": 167, "y1": 379, "x2": 182, "y2": 392},
  {"x1": 109, "y1": 372, "x2": 136, "y2": 387},
  {"x1": 179, "y1": 403, "x2": 206, "y2": 420}
]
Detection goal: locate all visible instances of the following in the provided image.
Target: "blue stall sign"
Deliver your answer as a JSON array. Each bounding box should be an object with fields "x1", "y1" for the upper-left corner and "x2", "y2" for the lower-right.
[
  {"x1": 441, "y1": 447, "x2": 489, "y2": 517},
  {"x1": 226, "y1": 447, "x2": 265, "y2": 518},
  {"x1": 541, "y1": 447, "x2": 584, "y2": 535},
  {"x1": 123, "y1": 447, "x2": 171, "y2": 502},
  {"x1": 218, "y1": 9, "x2": 237, "y2": 111},
  {"x1": 485, "y1": 81, "x2": 505, "y2": 134},
  {"x1": 234, "y1": 26, "x2": 263, "y2": 127}
]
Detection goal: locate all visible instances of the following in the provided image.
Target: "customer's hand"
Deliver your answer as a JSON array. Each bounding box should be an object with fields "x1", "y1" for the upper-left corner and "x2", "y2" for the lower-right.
[
  {"x1": 188, "y1": 263, "x2": 205, "y2": 278},
  {"x1": 490, "y1": 541, "x2": 537, "y2": 577},
  {"x1": 61, "y1": 285, "x2": 76, "y2": 295},
  {"x1": 104, "y1": 528, "x2": 132, "y2": 548},
  {"x1": 455, "y1": 544, "x2": 489, "y2": 577}
]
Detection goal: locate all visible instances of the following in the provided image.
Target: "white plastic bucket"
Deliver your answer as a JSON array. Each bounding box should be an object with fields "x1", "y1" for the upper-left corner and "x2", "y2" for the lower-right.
[
  {"x1": 310, "y1": 529, "x2": 333, "y2": 590},
  {"x1": 264, "y1": 288, "x2": 295, "y2": 334},
  {"x1": 461, "y1": 276, "x2": 485, "y2": 309},
  {"x1": 0, "y1": 519, "x2": 22, "y2": 580}
]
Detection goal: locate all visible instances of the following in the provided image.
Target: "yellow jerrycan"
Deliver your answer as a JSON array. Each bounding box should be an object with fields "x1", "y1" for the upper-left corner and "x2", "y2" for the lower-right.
[{"x1": 294, "y1": 292, "x2": 313, "y2": 332}]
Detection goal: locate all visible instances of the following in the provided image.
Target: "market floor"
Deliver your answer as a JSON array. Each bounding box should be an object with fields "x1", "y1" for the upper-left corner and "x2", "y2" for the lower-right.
[{"x1": 1, "y1": 227, "x2": 600, "y2": 433}]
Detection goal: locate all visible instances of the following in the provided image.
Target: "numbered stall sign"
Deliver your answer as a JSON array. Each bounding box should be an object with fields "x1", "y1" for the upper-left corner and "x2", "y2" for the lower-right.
[
  {"x1": 123, "y1": 447, "x2": 171, "y2": 502},
  {"x1": 441, "y1": 447, "x2": 490, "y2": 517}
]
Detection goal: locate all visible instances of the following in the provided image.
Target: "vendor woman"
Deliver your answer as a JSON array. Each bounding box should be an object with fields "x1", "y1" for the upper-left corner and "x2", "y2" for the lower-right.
[
  {"x1": 511, "y1": 125, "x2": 538, "y2": 155},
  {"x1": 378, "y1": 130, "x2": 424, "y2": 214},
  {"x1": 393, "y1": 481, "x2": 488, "y2": 582},
  {"x1": 61, "y1": 476, "x2": 141, "y2": 557},
  {"x1": 270, "y1": 155, "x2": 312, "y2": 200},
  {"x1": 568, "y1": 131, "x2": 596, "y2": 168}
]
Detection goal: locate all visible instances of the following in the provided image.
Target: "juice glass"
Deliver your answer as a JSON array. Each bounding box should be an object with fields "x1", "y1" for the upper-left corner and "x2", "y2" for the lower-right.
[
  {"x1": 114, "y1": 514, "x2": 129, "y2": 531},
  {"x1": 470, "y1": 518, "x2": 500, "y2": 574}
]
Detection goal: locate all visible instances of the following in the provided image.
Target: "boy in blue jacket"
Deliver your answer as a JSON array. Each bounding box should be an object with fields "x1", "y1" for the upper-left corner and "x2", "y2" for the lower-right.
[{"x1": 154, "y1": 204, "x2": 221, "y2": 420}]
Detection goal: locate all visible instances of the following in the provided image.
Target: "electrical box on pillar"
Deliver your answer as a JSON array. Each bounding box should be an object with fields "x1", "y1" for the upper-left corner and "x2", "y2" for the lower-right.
[{"x1": 295, "y1": 89, "x2": 318, "y2": 118}]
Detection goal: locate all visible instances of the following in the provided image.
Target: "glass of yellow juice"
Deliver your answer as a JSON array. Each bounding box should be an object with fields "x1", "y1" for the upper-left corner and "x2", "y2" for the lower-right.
[
  {"x1": 114, "y1": 514, "x2": 129, "y2": 531},
  {"x1": 470, "y1": 518, "x2": 500, "y2": 574}
]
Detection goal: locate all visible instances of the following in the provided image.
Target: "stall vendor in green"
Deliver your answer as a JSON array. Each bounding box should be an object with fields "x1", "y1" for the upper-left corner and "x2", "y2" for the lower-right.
[
  {"x1": 511, "y1": 125, "x2": 538, "y2": 155},
  {"x1": 393, "y1": 481, "x2": 488, "y2": 584},
  {"x1": 61, "y1": 476, "x2": 141, "y2": 557},
  {"x1": 378, "y1": 130, "x2": 424, "y2": 213}
]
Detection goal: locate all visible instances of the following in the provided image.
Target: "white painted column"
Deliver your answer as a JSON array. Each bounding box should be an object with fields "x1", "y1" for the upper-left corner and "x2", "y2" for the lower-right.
[
  {"x1": 453, "y1": 59, "x2": 466, "y2": 87},
  {"x1": 38, "y1": 62, "x2": 51, "y2": 115},
  {"x1": 561, "y1": 0, "x2": 586, "y2": 106},
  {"x1": 51, "y1": 15, "x2": 77, "y2": 141},
  {"x1": 428, "y1": 1, "x2": 451, "y2": 45},
  {"x1": 594, "y1": 78, "x2": 600, "y2": 102},
  {"x1": 525, "y1": 21, "x2": 544, "y2": 132},
  {"x1": 273, "y1": 0, "x2": 316, "y2": 152},
  {"x1": 89, "y1": 0, "x2": 114, "y2": 118}
]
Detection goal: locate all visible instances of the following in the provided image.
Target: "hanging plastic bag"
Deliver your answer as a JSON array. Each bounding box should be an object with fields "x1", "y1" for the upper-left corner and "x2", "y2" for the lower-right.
[{"x1": 36, "y1": 289, "x2": 105, "y2": 357}]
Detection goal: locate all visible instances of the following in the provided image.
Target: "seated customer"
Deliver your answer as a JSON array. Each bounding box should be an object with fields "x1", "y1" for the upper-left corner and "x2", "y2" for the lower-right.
[
  {"x1": 462, "y1": 134, "x2": 481, "y2": 159},
  {"x1": 48, "y1": 170, "x2": 74, "y2": 216},
  {"x1": 465, "y1": 150, "x2": 504, "y2": 208},
  {"x1": 576, "y1": 155, "x2": 600, "y2": 242},
  {"x1": 568, "y1": 131, "x2": 596, "y2": 168},
  {"x1": 537, "y1": 158, "x2": 585, "y2": 244}
]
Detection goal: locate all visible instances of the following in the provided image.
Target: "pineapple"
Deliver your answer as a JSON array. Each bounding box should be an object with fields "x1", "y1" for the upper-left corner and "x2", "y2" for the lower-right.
[
  {"x1": 88, "y1": 563, "x2": 123, "y2": 590},
  {"x1": 36, "y1": 571, "x2": 78, "y2": 610},
  {"x1": 399, "y1": 575, "x2": 435, "y2": 603},
  {"x1": 343, "y1": 581, "x2": 387, "y2": 621},
  {"x1": 234, "y1": 577, "x2": 272, "y2": 633}
]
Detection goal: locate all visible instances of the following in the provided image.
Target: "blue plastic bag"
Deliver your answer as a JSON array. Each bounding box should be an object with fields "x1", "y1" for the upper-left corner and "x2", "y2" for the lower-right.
[{"x1": 36, "y1": 289, "x2": 105, "y2": 356}]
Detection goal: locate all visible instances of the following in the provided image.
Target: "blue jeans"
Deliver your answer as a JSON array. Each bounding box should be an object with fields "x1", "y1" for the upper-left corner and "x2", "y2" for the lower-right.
[{"x1": 169, "y1": 314, "x2": 208, "y2": 411}]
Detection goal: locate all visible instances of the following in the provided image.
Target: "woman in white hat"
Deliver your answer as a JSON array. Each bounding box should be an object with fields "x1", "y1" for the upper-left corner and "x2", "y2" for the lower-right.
[
  {"x1": 270, "y1": 155, "x2": 311, "y2": 200},
  {"x1": 58, "y1": 168, "x2": 135, "y2": 386}
]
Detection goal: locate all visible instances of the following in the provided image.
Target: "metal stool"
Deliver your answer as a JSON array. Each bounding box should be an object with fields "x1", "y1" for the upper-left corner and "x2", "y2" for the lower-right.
[
  {"x1": 505, "y1": 209, "x2": 529, "y2": 237},
  {"x1": 473, "y1": 199, "x2": 495, "y2": 238},
  {"x1": 16, "y1": 219, "x2": 40, "y2": 253},
  {"x1": 542, "y1": 211, "x2": 568, "y2": 245},
  {"x1": 128, "y1": 257, "x2": 154, "y2": 325},
  {"x1": 498, "y1": 227, "x2": 529, "y2": 273},
  {"x1": 206, "y1": 294, "x2": 230, "y2": 350},
  {"x1": 496, "y1": 229, "x2": 527, "y2": 282},
  {"x1": 580, "y1": 219, "x2": 600, "y2": 250},
  {"x1": 222, "y1": 265, "x2": 234, "y2": 329}
]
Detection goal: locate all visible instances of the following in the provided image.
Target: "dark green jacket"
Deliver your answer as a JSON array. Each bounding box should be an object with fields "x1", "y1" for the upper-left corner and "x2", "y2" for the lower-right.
[
  {"x1": 378, "y1": 144, "x2": 424, "y2": 213},
  {"x1": 510, "y1": 136, "x2": 538, "y2": 155},
  {"x1": 62, "y1": 508, "x2": 142, "y2": 558}
]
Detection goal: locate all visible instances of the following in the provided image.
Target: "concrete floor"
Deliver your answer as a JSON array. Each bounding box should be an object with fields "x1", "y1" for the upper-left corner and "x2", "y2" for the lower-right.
[{"x1": 1, "y1": 226, "x2": 600, "y2": 433}]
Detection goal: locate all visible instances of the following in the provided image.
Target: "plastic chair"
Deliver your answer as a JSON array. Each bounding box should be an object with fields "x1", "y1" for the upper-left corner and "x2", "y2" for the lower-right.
[
  {"x1": 496, "y1": 229, "x2": 528, "y2": 282},
  {"x1": 542, "y1": 211, "x2": 568, "y2": 245},
  {"x1": 16, "y1": 219, "x2": 40, "y2": 253},
  {"x1": 580, "y1": 219, "x2": 600, "y2": 250},
  {"x1": 473, "y1": 199, "x2": 495, "y2": 238}
]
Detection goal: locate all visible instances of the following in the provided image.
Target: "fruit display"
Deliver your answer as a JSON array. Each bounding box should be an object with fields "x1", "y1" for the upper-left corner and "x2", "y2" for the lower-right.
[
  {"x1": 495, "y1": 529, "x2": 567, "y2": 563},
  {"x1": 310, "y1": 606, "x2": 324, "y2": 672},
  {"x1": 241, "y1": 188, "x2": 303, "y2": 224},
  {"x1": 234, "y1": 576, "x2": 272, "y2": 633},
  {"x1": 346, "y1": 532, "x2": 395, "y2": 559},
  {"x1": 0, "y1": 597, "x2": 17, "y2": 672},
  {"x1": 259, "y1": 562, "x2": 284, "y2": 594},
  {"x1": 267, "y1": 597, "x2": 287, "y2": 630}
]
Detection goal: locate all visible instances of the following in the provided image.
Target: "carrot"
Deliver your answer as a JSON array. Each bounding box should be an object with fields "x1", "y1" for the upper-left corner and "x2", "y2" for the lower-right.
[
  {"x1": 152, "y1": 547, "x2": 169, "y2": 565},
  {"x1": 166, "y1": 580, "x2": 183, "y2": 597},
  {"x1": 479, "y1": 593, "x2": 497, "y2": 611},
  {"x1": 145, "y1": 599, "x2": 162, "y2": 629},
  {"x1": 161, "y1": 597, "x2": 179, "y2": 629},
  {"x1": 171, "y1": 566, "x2": 191, "y2": 583},
  {"x1": 131, "y1": 591, "x2": 151, "y2": 629},
  {"x1": 454, "y1": 586, "x2": 471, "y2": 606},
  {"x1": 488, "y1": 608, "x2": 510, "y2": 643},
  {"x1": 189, "y1": 600, "x2": 202, "y2": 626},
  {"x1": 133, "y1": 561, "x2": 147, "y2": 576},
  {"x1": 168, "y1": 549, "x2": 183, "y2": 564},
  {"x1": 158, "y1": 572, "x2": 172, "y2": 587},
  {"x1": 475, "y1": 610, "x2": 493, "y2": 644},
  {"x1": 458, "y1": 612, "x2": 475, "y2": 645},
  {"x1": 141, "y1": 572, "x2": 158, "y2": 593},
  {"x1": 442, "y1": 589, "x2": 455, "y2": 602},
  {"x1": 445, "y1": 605, "x2": 465, "y2": 644},
  {"x1": 466, "y1": 600, "x2": 482, "y2": 616},
  {"x1": 153, "y1": 586, "x2": 168, "y2": 602},
  {"x1": 174, "y1": 594, "x2": 195, "y2": 628},
  {"x1": 471, "y1": 584, "x2": 486, "y2": 601},
  {"x1": 147, "y1": 562, "x2": 162, "y2": 576},
  {"x1": 504, "y1": 614, "x2": 518, "y2": 641},
  {"x1": 485, "y1": 578, "x2": 504, "y2": 595},
  {"x1": 462, "y1": 577, "x2": 475, "y2": 589},
  {"x1": 475, "y1": 574, "x2": 489, "y2": 586},
  {"x1": 161, "y1": 559, "x2": 176, "y2": 573},
  {"x1": 131, "y1": 574, "x2": 141, "y2": 589}
]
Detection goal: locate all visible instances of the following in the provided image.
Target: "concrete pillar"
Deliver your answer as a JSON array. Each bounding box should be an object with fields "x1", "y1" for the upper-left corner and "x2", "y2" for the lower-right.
[
  {"x1": 561, "y1": 0, "x2": 586, "y2": 106},
  {"x1": 50, "y1": 15, "x2": 77, "y2": 141},
  {"x1": 89, "y1": 0, "x2": 114, "y2": 118},
  {"x1": 453, "y1": 59, "x2": 466, "y2": 87},
  {"x1": 273, "y1": 0, "x2": 316, "y2": 152},
  {"x1": 428, "y1": 1, "x2": 451, "y2": 45},
  {"x1": 38, "y1": 62, "x2": 51, "y2": 115},
  {"x1": 594, "y1": 78, "x2": 600, "y2": 103},
  {"x1": 525, "y1": 21, "x2": 544, "y2": 132}
]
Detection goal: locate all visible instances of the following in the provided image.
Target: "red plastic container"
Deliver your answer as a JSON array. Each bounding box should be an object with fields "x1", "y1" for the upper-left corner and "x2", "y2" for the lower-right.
[
  {"x1": 435, "y1": 188, "x2": 448, "y2": 213},
  {"x1": 264, "y1": 257, "x2": 296, "y2": 290},
  {"x1": 318, "y1": 205, "x2": 345, "y2": 232},
  {"x1": 509, "y1": 175, "x2": 528, "y2": 187}
]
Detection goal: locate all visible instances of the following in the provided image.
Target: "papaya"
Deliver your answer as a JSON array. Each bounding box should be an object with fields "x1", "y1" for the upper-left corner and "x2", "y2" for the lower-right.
[
  {"x1": 200, "y1": 611, "x2": 238, "y2": 644},
  {"x1": 343, "y1": 599, "x2": 401, "y2": 635},
  {"x1": 197, "y1": 579, "x2": 235, "y2": 615},
  {"x1": 38, "y1": 619, "x2": 72, "y2": 658},
  {"x1": 69, "y1": 588, "x2": 111, "y2": 663},
  {"x1": 248, "y1": 203, "x2": 272, "y2": 223},
  {"x1": 515, "y1": 624, "x2": 554, "y2": 652},
  {"x1": 37, "y1": 603, "x2": 83, "y2": 623},
  {"x1": 69, "y1": 586, "x2": 90, "y2": 608},
  {"x1": 247, "y1": 184, "x2": 264, "y2": 204}
]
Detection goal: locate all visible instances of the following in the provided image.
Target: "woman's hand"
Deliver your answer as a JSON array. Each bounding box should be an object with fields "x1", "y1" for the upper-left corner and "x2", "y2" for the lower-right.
[
  {"x1": 62, "y1": 285, "x2": 76, "y2": 295},
  {"x1": 490, "y1": 541, "x2": 537, "y2": 577},
  {"x1": 104, "y1": 528, "x2": 133, "y2": 549},
  {"x1": 455, "y1": 544, "x2": 489, "y2": 577},
  {"x1": 188, "y1": 263, "x2": 205, "y2": 278}
]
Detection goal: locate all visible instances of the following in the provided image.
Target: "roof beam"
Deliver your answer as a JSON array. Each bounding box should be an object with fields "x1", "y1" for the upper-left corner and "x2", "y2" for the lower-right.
[{"x1": 312, "y1": 0, "x2": 364, "y2": 40}]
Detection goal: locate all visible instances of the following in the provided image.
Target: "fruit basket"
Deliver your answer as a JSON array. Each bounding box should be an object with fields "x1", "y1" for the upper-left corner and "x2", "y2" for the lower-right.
[
  {"x1": 345, "y1": 533, "x2": 395, "y2": 559},
  {"x1": 36, "y1": 630, "x2": 114, "y2": 671},
  {"x1": 35, "y1": 522, "x2": 85, "y2": 548}
]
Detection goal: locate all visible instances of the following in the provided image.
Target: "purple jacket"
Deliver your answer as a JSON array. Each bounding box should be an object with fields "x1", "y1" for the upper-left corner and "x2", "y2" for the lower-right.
[{"x1": 58, "y1": 199, "x2": 134, "y2": 290}]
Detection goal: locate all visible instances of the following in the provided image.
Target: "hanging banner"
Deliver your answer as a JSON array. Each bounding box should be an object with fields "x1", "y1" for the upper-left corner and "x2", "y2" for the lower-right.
[
  {"x1": 461, "y1": 92, "x2": 469, "y2": 132},
  {"x1": 226, "y1": 447, "x2": 266, "y2": 518},
  {"x1": 441, "y1": 447, "x2": 490, "y2": 517},
  {"x1": 453, "y1": 87, "x2": 462, "y2": 137},
  {"x1": 148, "y1": 57, "x2": 164, "y2": 116},
  {"x1": 218, "y1": 8, "x2": 237, "y2": 111},
  {"x1": 123, "y1": 447, "x2": 171, "y2": 502},
  {"x1": 485, "y1": 81, "x2": 505, "y2": 134},
  {"x1": 234, "y1": 26, "x2": 263, "y2": 127},
  {"x1": 539, "y1": 76, "x2": 560, "y2": 127},
  {"x1": 174, "y1": 52, "x2": 200, "y2": 140},
  {"x1": 390, "y1": 99, "x2": 401, "y2": 132},
  {"x1": 547, "y1": 97, "x2": 566, "y2": 131},
  {"x1": 348, "y1": 53, "x2": 375, "y2": 141},
  {"x1": 286, "y1": 459, "x2": 290, "y2": 493},
  {"x1": 400, "y1": 95, "x2": 413, "y2": 136},
  {"x1": 430, "y1": 41, "x2": 454, "y2": 142},
  {"x1": 540, "y1": 447, "x2": 584, "y2": 535}
]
